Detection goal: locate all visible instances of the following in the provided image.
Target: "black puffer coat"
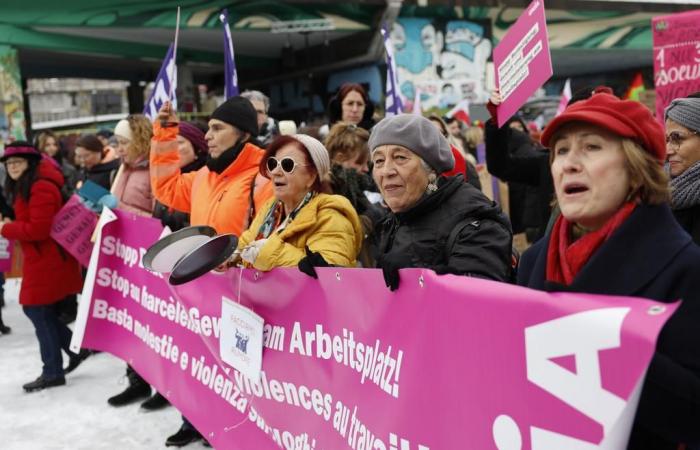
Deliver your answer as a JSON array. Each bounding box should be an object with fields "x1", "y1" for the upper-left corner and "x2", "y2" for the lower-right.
[
  {"x1": 673, "y1": 204, "x2": 700, "y2": 246},
  {"x1": 372, "y1": 176, "x2": 513, "y2": 281}
]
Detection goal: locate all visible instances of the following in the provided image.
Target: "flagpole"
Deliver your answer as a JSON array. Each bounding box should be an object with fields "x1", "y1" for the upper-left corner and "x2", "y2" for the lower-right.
[{"x1": 169, "y1": 6, "x2": 181, "y2": 102}]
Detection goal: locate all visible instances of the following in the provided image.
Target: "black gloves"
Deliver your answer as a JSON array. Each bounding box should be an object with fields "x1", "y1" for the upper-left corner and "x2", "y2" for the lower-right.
[
  {"x1": 298, "y1": 246, "x2": 331, "y2": 279},
  {"x1": 376, "y1": 253, "x2": 403, "y2": 291}
]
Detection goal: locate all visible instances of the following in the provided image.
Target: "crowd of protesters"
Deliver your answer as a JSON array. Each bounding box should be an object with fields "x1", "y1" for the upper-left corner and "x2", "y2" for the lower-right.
[{"x1": 2, "y1": 82, "x2": 700, "y2": 450}]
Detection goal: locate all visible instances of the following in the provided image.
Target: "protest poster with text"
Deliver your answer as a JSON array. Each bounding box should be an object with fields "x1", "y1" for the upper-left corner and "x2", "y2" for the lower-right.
[
  {"x1": 73, "y1": 209, "x2": 676, "y2": 450},
  {"x1": 652, "y1": 9, "x2": 700, "y2": 123},
  {"x1": 493, "y1": 0, "x2": 552, "y2": 128}
]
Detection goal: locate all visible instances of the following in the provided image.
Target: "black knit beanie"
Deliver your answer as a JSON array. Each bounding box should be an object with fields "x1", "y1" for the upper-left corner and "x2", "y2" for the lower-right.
[{"x1": 211, "y1": 96, "x2": 259, "y2": 135}]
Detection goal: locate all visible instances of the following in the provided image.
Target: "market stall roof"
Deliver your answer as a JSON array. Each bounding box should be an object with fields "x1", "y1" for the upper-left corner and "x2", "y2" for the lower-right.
[{"x1": 0, "y1": 1, "x2": 387, "y2": 82}]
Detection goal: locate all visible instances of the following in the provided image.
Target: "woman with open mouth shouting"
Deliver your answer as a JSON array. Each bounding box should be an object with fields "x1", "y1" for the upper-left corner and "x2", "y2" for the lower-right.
[{"x1": 518, "y1": 91, "x2": 700, "y2": 450}]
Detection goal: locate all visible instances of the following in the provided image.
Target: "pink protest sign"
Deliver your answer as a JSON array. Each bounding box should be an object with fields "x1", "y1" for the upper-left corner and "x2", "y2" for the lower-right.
[
  {"x1": 75, "y1": 210, "x2": 676, "y2": 450},
  {"x1": 0, "y1": 236, "x2": 12, "y2": 272},
  {"x1": 652, "y1": 10, "x2": 700, "y2": 122},
  {"x1": 493, "y1": 0, "x2": 552, "y2": 128},
  {"x1": 50, "y1": 194, "x2": 97, "y2": 267}
]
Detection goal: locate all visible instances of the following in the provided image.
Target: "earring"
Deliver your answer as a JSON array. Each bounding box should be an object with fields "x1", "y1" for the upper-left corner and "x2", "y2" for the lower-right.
[{"x1": 426, "y1": 174, "x2": 438, "y2": 193}]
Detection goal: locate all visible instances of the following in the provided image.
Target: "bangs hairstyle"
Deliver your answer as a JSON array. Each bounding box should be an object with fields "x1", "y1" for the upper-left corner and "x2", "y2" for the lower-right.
[
  {"x1": 338, "y1": 83, "x2": 368, "y2": 104},
  {"x1": 125, "y1": 114, "x2": 153, "y2": 162},
  {"x1": 259, "y1": 135, "x2": 332, "y2": 194},
  {"x1": 324, "y1": 122, "x2": 369, "y2": 165},
  {"x1": 549, "y1": 132, "x2": 669, "y2": 206}
]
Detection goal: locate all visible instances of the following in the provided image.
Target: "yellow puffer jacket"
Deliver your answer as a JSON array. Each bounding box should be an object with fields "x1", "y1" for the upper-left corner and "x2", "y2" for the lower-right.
[{"x1": 238, "y1": 193, "x2": 363, "y2": 271}]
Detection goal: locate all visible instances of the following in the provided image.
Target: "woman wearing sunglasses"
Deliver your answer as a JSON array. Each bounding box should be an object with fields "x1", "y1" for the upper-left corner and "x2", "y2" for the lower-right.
[
  {"x1": 234, "y1": 134, "x2": 363, "y2": 271},
  {"x1": 664, "y1": 96, "x2": 700, "y2": 244}
]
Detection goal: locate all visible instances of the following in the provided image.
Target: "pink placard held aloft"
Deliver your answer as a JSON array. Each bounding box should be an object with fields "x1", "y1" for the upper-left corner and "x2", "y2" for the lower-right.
[
  {"x1": 652, "y1": 10, "x2": 700, "y2": 123},
  {"x1": 50, "y1": 194, "x2": 98, "y2": 267},
  {"x1": 0, "y1": 236, "x2": 12, "y2": 272},
  {"x1": 493, "y1": 0, "x2": 553, "y2": 128}
]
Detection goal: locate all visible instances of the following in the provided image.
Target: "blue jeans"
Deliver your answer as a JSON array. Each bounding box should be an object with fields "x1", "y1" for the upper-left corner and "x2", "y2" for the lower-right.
[{"x1": 23, "y1": 303, "x2": 77, "y2": 379}]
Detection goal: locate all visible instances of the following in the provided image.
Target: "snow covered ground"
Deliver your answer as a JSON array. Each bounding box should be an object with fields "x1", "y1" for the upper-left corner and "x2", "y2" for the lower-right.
[{"x1": 0, "y1": 278, "x2": 210, "y2": 450}]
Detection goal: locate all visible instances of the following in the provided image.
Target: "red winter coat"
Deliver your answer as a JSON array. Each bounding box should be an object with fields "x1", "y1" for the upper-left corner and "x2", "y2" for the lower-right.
[{"x1": 1, "y1": 160, "x2": 83, "y2": 306}]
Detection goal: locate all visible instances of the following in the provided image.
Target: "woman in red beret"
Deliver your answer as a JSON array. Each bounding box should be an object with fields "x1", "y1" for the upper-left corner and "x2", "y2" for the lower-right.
[{"x1": 517, "y1": 92, "x2": 700, "y2": 449}]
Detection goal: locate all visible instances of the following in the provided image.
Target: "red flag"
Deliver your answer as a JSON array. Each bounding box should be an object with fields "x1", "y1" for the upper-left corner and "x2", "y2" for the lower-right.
[{"x1": 624, "y1": 73, "x2": 645, "y2": 101}]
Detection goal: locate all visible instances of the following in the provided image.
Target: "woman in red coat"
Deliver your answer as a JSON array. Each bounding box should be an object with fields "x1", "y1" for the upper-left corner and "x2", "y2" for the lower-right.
[{"x1": 0, "y1": 142, "x2": 83, "y2": 392}]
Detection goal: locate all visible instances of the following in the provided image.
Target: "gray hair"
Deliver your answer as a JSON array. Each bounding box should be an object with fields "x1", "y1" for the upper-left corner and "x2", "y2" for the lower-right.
[{"x1": 241, "y1": 90, "x2": 269, "y2": 113}]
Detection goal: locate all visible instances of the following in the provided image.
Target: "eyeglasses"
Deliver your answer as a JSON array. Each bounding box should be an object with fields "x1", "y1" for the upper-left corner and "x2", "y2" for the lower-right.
[
  {"x1": 266, "y1": 156, "x2": 309, "y2": 174},
  {"x1": 666, "y1": 130, "x2": 699, "y2": 149},
  {"x1": 4, "y1": 159, "x2": 27, "y2": 167}
]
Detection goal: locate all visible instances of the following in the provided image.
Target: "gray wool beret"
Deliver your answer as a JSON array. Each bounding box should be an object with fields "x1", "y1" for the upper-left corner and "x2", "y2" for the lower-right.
[
  {"x1": 665, "y1": 97, "x2": 700, "y2": 133},
  {"x1": 368, "y1": 114, "x2": 454, "y2": 173}
]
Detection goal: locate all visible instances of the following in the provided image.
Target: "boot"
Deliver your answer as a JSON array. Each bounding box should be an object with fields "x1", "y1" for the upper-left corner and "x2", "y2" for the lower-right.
[
  {"x1": 165, "y1": 424, "x2": 203, "y2": 447},
  {"x1": 140, "y1": 391, "x2": 170, "y2": 411},
  {"x1": 107, "y1": 370, "x2": 151, "y2": 407},
  {"x1": 0, "y1": 308, "x2": 9, "y2": 335},
  {"x1": 23, "y1": 375, "x2": 66, "y2": 392},
  {"x1": 64, "y1": 349, "x2": 91, "y2": 374}
]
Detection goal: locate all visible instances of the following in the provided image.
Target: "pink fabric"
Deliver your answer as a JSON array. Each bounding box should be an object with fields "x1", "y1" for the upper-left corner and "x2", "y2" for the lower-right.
[
  {"x1": 50, "y1": 195, "x2": 97, "y2": 267},
  {"x1": 76, "y1": 210, "x2": 676, "y2": 450},
  {"x1": 111, "y1": 162, "x2": 154, "y2": 216}
]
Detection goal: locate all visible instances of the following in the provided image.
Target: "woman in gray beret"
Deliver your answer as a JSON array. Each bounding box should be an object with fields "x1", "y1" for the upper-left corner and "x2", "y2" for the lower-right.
[
  {"x1": 665, "y1": 96, "x2": 700, "y2": 244},
  {"x1": 368, "y1": 114, "x2": 513, "y2": 290}
]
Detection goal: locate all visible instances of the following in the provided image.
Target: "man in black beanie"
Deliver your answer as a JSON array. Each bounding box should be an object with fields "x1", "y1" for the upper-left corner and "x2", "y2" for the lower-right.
[{"x1": 150, "y1": 97, "x2": 273, "y2": 237}]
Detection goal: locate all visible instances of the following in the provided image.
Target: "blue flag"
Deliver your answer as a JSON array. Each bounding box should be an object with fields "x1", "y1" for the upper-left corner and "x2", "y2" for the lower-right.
[
  {"x1": 143, "y1": 43, "x2": 177, "y2": 120},
  {"x1": 221, "y1": 9, "x2": 239, "y2": 99},
  {"x1": 381, "y1": 23, "x2": 403, "y2": 116}
]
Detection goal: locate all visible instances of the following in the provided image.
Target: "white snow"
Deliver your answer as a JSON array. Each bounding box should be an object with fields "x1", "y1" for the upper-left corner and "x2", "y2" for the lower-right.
[{"x1": 0, "y1": 278, "x2": 210, "y2": 449}]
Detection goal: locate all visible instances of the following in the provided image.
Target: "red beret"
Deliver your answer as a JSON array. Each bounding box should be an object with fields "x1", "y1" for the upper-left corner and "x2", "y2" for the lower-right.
[{"x1": 541, "y1": 92, "x2": 665, "y2": 162}]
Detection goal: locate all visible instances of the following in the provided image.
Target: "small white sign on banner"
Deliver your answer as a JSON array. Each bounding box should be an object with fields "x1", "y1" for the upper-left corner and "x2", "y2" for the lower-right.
[{"x1": 220, "y1": 296, "x2": 264, "y2": 382}]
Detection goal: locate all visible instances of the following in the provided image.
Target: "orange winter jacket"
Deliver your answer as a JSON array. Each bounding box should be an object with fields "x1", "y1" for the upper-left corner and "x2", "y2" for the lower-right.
[{"x1": 150, "y1": 122, "x2": 273, "y2": 235}]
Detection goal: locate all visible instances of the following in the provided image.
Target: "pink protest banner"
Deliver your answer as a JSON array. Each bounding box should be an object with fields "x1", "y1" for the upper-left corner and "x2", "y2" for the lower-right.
[
  {"x1": 652, "y1": 10, "x2": 700, "y2": 123},
  {"x1": 493, "y1": 0, "x2": 552, "y2": 128},
  {"x1": 50, "y1": 194, "x2": 97, "y2": 267},
  {"x1": 0, "y1": 236, "x2": 12, "y2": 272},
  {"x1": 74, "y1": 209, "x2": 676, "y2": 450}
]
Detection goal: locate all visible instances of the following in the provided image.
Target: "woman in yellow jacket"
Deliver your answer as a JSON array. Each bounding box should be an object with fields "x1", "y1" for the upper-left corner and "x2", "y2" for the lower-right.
[{"x1": 235, "y1": 134, "x2": 363, "y2": 271}]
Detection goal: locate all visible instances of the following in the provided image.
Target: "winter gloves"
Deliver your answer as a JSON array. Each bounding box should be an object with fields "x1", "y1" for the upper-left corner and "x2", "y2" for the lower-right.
[{"x1": 297, "y1": 246, "x2": 332, "y2": 279}]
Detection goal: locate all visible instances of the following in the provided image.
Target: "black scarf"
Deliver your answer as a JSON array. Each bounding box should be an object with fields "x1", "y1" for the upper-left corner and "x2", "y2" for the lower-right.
[{"x1": 206, "y1": 139, "x2": 246, "y2": 174}]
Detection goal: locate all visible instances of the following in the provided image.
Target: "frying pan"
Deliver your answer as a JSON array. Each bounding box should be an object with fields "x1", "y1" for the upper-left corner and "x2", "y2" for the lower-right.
[
  {"x1": 169, "y1": 234, "x2": 239, "y2": 285},
  {"x1": 142, "y1": 225, "x2": 217, "y2": 273}
]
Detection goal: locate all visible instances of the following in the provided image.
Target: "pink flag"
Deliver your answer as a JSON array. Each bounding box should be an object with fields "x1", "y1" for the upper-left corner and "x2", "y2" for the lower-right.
[{"x1": 556, "y1": 78, "x2": 572, "y2": 117}]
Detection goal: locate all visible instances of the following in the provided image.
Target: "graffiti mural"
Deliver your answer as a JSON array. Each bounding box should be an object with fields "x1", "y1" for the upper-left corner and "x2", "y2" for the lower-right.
[
  {"x1": 391, "y1": 18, "x2": 492, "y2": 111},
  {"x1": 0, "y1": 45, "x2": 26, "y2": 145}
]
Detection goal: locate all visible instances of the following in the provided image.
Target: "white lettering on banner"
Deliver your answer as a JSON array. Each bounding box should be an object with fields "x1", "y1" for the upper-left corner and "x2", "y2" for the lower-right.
[
  {"x1": 96, "y1": 267, "x2": 131, "y2": 298},
  {"x1": 92, "y1": 299, "x2": 133, "y2": 332},
  {"x1": 492, "y1": 307, "x2": 630, "y2": 449},
  {"x1": 288, "y1": 322, "x2": 404, "y2": 398},
  {"x1": 101, "y1": 236, "x2": 144, "y2": 268}
]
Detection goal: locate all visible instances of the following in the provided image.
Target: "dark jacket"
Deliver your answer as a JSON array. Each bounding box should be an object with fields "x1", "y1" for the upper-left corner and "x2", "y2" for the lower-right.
[
  {"x1": 485, "y1": 120, "x2": 553, "y2": 240},
  {"x1": 373, "y1": 175, "x2": 513, "y2": 281},
  {"x1": 1, "y1": 160, "x2": 82, "y2": 306},
  {"x1": 673, "y1": 204, "x2": 700, "y2": 246},
  {"x1": 82, "y1": 159, "x2": 120, "y2": 191},
  {"x1": 518, "y1": 204, "x2": 700, "y2": 450}
]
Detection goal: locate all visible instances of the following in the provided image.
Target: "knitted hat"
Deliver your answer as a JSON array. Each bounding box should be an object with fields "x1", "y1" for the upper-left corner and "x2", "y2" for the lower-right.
[
  {"x1": 664, "y1": 97, "x2": 700, "y2": 133},
  {"x1": 114, "y1": 119, "x2": 132, "y2": 141},
  {"x1": 0, "y1": 141, "x2": 42, "y2": 161},
  {"x1": 178, "y1": 122, "x2": 207, "y2": 155},
  {"x1": 541, "y1": 92, "x2": 666, "y2": 162},
  {"x1": 211, "y1": 96, "x2": 259, "y2": 136},
  {"x1": 76, "y1": 134, "x2": 104, "y2": 153},
  {"x1": 293, "y1": 134, "x2": 331, "y2": 181},
  {"x1": 368, "y1": 114, "x2": 455, "y2": 173}
]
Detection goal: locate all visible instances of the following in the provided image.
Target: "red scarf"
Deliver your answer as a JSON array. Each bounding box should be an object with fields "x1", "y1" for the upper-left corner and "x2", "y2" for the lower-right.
[{"x1": 546, "y1": 202, "x2": 636, "y2": 285}]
